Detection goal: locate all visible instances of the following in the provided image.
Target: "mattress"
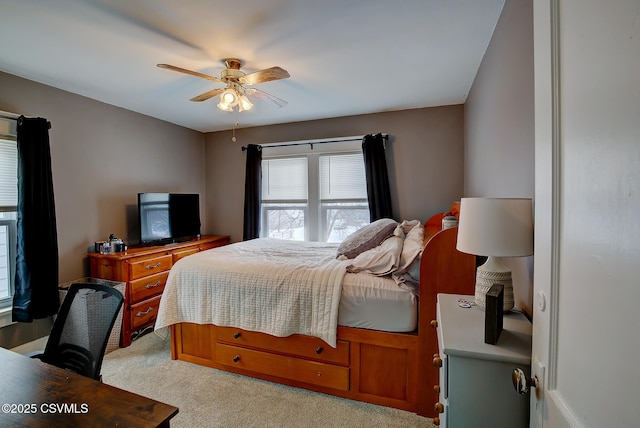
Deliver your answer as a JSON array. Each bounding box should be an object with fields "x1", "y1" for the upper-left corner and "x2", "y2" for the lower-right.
[
  {"x1": 156, "y1": 237, "x2": 419, "y2": 344},
  {"x1": 338, "y1": 272, "x2": 417, "y2": 332},
  {"x1": 156, "y1": 238, "x2": 348, "y2": 347}
]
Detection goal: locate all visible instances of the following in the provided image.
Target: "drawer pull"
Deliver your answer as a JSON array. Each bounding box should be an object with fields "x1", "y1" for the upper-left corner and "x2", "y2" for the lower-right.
[
  {"x1": 434, "y1": 385, "x2": 441, "y2": 394},
  {"x1": 145, "y1": 262, "x2": 162, "y2": 269},
  {"x1": 433, "y1": 355, "x2": 442, "y2": 368},
  {"x1": 233, "y1": 355, "x2": 240, "y2": 363},
  {"x1": 315, "y1": 346, "x2": 323, "y2": 354},
  {"x1": 433, "y1": 417, "x2": 441, "y2": 426},
  {"x1": 435, "y1": 402, "x2": 444, "y2": 414},
  {"x1": 136, "y1": 307, "x2": 154, "y2": 317},
  {"x1": 430, "y1": 319, "x2": 438, "y2": 328},
  {"x1": 233, "y1": 332, "x2": 241, "y2": 339},
  {"x1": 145, "y1": 281, "x2": 161, "y2": 289}
]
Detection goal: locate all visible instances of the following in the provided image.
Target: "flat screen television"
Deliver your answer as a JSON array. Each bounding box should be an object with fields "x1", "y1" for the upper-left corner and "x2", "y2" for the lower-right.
[{"x1": 138, "y1": 193, "x2": 201, "y2": 245}]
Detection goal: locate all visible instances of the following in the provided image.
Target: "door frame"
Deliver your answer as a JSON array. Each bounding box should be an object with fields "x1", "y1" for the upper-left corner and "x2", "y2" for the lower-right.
[{"x1": 532, "y1": 0, "x2": 581, "y2": 426}]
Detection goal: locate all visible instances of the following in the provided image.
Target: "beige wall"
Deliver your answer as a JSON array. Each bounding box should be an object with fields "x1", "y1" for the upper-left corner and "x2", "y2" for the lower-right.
[
  {"x1": 0, "y1": 71, "x2": 466, "y2": 348},
  {"x1": 1, "y1": 8, "x2": 536, "y2": 343},
  {"x1": 204, "y1": 106, "x2": 466, "y2": 242},
  {"x1": 464, "y1": 0, "x2": 535, "y2": 314},
  {"x1": 0, "y1": 71, "x2": 206, "y2": 347}
]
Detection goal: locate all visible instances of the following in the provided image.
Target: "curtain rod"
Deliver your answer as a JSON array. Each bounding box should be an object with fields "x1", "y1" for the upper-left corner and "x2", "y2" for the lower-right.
[
  {"x1": 0, "y1": 111, "x2": 51, "y2": 129},
  {"x1": 241, "y1": 133, "x2": 387, "y2": 151}
]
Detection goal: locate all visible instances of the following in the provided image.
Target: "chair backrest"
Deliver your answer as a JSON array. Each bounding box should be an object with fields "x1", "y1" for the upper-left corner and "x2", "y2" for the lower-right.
[{"x1": 42, "y1": 283, "x2": 124, "y2": 380}]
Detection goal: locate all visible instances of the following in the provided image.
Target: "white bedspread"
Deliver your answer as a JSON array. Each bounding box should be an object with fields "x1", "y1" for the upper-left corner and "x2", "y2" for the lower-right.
[{"x1": 155, "y1": 238, "x2": 350, "y2": 347}]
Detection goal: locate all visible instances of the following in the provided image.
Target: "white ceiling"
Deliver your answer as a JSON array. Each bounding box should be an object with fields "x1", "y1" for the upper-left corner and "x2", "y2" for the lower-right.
[{"x1": 0, "y1": 0, "x2": 504, "y2": 133}]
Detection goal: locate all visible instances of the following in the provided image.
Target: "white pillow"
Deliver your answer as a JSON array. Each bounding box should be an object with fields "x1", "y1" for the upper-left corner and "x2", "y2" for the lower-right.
[
  {"x1": 346, "y1": 235, "x2": 403, "y2": 276},
  {"x1": 396, "y1": 220, "x2": 424, "y2": 274}
]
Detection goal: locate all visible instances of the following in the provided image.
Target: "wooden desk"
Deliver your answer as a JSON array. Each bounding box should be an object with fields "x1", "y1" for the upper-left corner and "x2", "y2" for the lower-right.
[{"x1": 0, "y1": 347, "x2": 178, "y2": 427}]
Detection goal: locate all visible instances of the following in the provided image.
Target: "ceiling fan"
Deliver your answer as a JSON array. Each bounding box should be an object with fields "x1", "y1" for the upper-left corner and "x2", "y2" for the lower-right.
[{"x1": 157, "y1": 58, "x2": 290, "y2": 112}]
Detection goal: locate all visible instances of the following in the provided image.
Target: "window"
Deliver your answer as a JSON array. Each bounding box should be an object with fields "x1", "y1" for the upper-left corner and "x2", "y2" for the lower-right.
[
  {"x1": 262, "y1": 157, "x2": 308, "y2": 240},
  {"x1": 0, "y1": 116, "x2": 18, "y2": 312},
  {"x1": 260, "y1": 139, "x2": 369, "y2": 242},
  {"x1": 0, "y1": 215, "x2": 17, "y2": 307}
]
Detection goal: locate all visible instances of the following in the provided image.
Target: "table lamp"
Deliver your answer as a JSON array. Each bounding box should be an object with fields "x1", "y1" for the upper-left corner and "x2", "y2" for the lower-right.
[{"x1": 456, "y1": 198, "x2": 533, "y2": 311}]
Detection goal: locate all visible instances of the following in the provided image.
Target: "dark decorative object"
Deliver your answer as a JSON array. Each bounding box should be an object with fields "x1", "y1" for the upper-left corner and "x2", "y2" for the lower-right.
[{"x1": 484, "y1": 283, "x2": 504, "y2": 344}]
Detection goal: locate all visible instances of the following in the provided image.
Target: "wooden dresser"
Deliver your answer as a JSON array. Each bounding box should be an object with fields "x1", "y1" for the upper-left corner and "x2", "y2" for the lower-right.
[{"x1": 88, "y1": 235, "x2": 230, "y2": 347}]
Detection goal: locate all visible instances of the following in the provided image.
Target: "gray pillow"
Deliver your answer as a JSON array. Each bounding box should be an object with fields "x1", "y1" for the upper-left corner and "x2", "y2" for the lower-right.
[{"x1": 336, "y1": 218, "x2": 398, "y2": 259}]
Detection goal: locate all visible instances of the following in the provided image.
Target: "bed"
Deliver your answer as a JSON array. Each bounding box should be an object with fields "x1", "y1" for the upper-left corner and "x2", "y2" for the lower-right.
[{"x1": 155, "y1": 205, "x2": 475, "y2": 418}]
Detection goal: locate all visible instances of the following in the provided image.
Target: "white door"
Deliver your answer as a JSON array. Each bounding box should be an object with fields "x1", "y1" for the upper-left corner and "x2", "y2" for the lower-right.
[{"x1": 531, "y1": 0, "x2": 640, "y2": 427}]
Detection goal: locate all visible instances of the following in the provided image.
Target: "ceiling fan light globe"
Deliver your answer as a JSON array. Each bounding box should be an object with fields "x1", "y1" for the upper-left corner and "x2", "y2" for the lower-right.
[
  {"x1": 238, "y1": 94, "x2": 253, "y2": 111},
  {"x1": 216, "y1": 100, "x2": 233, "y2": 111},
  {"x1": 221, "y1": 89, "x2": 238, "y2": 105}
]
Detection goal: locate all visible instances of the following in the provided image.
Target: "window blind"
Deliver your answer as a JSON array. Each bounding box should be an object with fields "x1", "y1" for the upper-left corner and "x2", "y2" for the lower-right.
[
  {"x1": 319, "y1": 153, "x2": 367, "y2": 201},
  {"x1": 0, "y1": 115, "x2": 17, "y2": 209},
  {"x1": 262, "y1": 157, "x2": 308, "y2": 202},
  {"x1": 0, "y1": 139, "x2": 17, "y2": 209}
]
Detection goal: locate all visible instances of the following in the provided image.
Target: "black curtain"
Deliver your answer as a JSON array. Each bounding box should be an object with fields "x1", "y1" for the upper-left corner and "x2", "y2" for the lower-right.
[
  {"x1": 13, "y1": 116, "x2": 60, "y2": 322},
  {"x1": 242, "y1": 144, "x2": 262, "y2": 240},
  {"x1": 362, "y1": 133, "x2": 393, "y2": 221}
]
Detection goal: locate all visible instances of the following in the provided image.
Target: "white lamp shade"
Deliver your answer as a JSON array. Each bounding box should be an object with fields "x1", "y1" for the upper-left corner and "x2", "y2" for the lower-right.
[
  {"x1": 221, "y1": 89, "x2": 237, "y2": 105},
  {"x1": 456, "y1": 198, "x2": 533, "y2": 257},
  {"x1": 238, "y1": 94, "x2": 253, "y2": 111}
]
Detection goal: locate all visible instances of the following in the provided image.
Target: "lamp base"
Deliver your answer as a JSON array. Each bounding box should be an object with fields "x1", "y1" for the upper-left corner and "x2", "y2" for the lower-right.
[{"x1": 475, "y1": 269, "x2": 514, "y2": 311}]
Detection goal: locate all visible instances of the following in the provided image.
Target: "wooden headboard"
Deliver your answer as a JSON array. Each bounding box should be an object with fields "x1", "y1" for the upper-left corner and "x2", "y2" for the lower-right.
[
  {"x1": 417, "y1": 200, "x2": 475, "y2": 416},
  {"x1": 423, "y1": 201, "x2": 461, "y2": 243}
]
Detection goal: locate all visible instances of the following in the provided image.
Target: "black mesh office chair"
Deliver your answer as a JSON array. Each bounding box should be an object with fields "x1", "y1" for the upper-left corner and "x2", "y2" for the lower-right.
[{"x1": 31, "y1": 283, "x2": 124, "y2": 381}]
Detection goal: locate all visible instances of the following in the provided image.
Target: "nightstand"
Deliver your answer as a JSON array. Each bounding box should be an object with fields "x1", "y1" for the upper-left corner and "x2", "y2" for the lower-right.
[{"x1": 433, "y1": 293, "x2": 532, "y2": 428}]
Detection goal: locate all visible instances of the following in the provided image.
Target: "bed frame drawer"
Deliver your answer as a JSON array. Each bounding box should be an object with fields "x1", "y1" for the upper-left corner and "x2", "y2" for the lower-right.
[
  {"x1": 129, "y1": 254, "x2": 173, "y2": 280},
  {"x1": 129, "y1": 271, "x2": 169, "y2": 304},
  {"x1": 216, "y1": 343, "x2": 349, "y2": 391},
  {"x1": 216, "y1": 327, "x2": 349, "y2": 365}
]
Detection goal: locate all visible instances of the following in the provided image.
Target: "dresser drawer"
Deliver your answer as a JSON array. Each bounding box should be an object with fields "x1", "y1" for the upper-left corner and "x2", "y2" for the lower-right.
[
  {"x1": 199, "y1": 238, "x2": 229, "y2": 251},
  {"x1": 216, "y1": 343, "x2": 349, "y2": 391},
  {"x1": 129, "y1": 254, "x2": 173, "y2": 280},
  {"x1": 129, "y1": 271, "x2": 169, "y2": 304},
  {"x1": 90, "y1": 257, "x2": 119, "y2": 281},
  {"x1": 217, "y1": 327, "x2": 349, "y2": 365},
  {"x1": 130, "y1": 295, "x2": 162, "y2": 329},
  {"x1": 172, "y1": 247, "x2": 199, "y2": 263}
]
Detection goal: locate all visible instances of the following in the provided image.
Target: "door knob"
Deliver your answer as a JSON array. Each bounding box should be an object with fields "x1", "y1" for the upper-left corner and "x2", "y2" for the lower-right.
[{"x1": 512, "y1": 367, "x2": 537, "y2": 394}]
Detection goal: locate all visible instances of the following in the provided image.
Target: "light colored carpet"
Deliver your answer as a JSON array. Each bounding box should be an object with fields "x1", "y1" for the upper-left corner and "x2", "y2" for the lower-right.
[{"x1": 101, "y1": 333, "x2": 435, "y2": 428}]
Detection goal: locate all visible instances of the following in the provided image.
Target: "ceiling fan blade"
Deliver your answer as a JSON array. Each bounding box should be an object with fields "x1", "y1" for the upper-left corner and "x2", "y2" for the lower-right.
[
  {"x1": 190, "y1": 88, "x2": 224, "y2": 102},
  {"x1": 240, "y1": 67, "x2": 290, "y2": 85},
  {"x1": 157, "y1": 64, "x2": 223, "y2": 83},
  {"x1": 245, "y1": 88, "x2": 288, "y2": 107}
]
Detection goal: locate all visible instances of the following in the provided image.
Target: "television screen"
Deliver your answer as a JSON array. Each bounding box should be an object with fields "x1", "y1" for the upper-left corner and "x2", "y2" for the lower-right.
[
  {"x1": 138, "y1": 193, "x2": 200, "y2": 245},
  {"x1": 169, "y1": 194, "x2": 201, "y2": 239}
]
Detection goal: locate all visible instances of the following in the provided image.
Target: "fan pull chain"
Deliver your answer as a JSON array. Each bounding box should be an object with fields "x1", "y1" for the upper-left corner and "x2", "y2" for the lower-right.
[{"x1": 232, "y1": 120, "x2": 239, "y2": 142}]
